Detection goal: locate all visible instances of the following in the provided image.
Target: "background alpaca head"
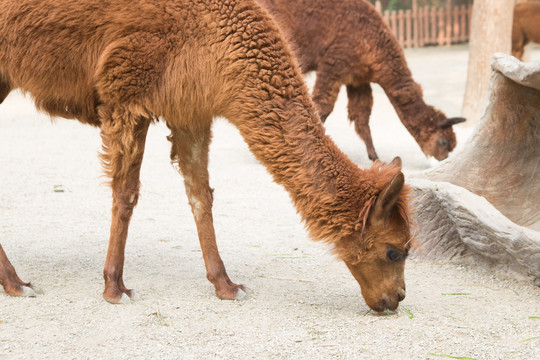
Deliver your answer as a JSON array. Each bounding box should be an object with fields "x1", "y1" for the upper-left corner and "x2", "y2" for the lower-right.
[
  {"x1": 389, "y1": 84, "x2": 465, "y2": 161},
  {"x1": 415, "y1": 107, "x2": 465, "y2": 161}
]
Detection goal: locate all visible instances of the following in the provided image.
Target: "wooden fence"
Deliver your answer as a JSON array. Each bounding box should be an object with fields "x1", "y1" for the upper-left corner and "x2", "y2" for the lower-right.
[{"x1": 375, "y1": 0, "x2": 473, "y2": 48}]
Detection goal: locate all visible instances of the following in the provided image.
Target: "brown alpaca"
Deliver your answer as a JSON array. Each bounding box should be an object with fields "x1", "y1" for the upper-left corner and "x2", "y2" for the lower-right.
[
  {"x1": 258, "y1": 0, "x2": 465, "y2": 161},
  {"x1": 0, "y1": 0, "x2": 413, "y2": 312},
  {"x1": 512, "y1": 2, "x2": 540, "y2": 60}
]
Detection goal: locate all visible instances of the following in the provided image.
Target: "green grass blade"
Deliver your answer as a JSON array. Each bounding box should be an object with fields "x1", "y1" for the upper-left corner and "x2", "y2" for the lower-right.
[
  {"x1": 521, "y1": 336, "x2": 540, "y2": 342},
  {"x1": 402, "y1": 307, "x2": 414, "y2": 319},
  {"x1": 428, "y1": 352, "x2": 477, "y2": 360},
  {"x1": 441, "y1": 292, "x2": 472, "y2": 296}
]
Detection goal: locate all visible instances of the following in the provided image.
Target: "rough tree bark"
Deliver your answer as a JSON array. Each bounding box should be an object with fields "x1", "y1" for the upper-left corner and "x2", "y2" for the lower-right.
[
  {"x1": 411, "y1": 54, "x2": 540, "y2": 285},
  {"x1": 461, "y1": 0, "x2": 515, "y2": 124}
]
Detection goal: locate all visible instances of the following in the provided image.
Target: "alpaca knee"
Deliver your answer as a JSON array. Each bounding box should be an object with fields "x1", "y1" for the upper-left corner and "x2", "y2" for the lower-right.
[
  {"x1": 185, "y1": 183, "x2": 213, "y2": 221},
  {"x1": 112, "y1": 188, "x2": 140, "y2": 221}
]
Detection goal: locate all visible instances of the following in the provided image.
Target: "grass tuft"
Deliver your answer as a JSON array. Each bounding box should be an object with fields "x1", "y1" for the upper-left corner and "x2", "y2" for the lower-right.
[{"x1": 53, "y1": 184, "x2": 65, "y2": 192}]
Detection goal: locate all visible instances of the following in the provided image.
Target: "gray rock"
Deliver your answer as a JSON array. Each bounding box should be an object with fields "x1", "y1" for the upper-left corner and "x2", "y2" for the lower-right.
[
  {"x1": 411, "y1": 54, "x2": 540, "y2": 284},
  {"x1": 409, "y1": 178, "x2": 540, "y2": 285}
]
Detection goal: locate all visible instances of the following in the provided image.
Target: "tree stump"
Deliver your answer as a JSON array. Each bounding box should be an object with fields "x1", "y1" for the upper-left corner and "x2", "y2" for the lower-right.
[{"x1": 410, "y1": 53, "x2": 540, "y2": 285}]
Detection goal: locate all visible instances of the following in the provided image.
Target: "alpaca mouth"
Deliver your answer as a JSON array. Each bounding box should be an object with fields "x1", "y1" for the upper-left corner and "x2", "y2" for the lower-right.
[
  {"x1": 382, "y1": 297, "x2": 399, "y2": 312},
  {"x1": 369, "y1": 290, "x2": 405, "y2": 312}
]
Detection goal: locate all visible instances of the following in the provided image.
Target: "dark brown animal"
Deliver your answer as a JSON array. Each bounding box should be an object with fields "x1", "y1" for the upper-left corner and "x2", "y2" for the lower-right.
[
  {"x1": 512, "y1": 2, "x2": 540, "y2": 60},
  {"x1": 0, "y1": 0, "x2": 413, "y2": 312},
  {"x1": 258, "y1": 0, "x2": 465, "y2": 161}
]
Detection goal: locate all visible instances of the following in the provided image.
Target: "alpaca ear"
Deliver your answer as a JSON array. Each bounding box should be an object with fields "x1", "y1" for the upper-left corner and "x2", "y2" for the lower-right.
[
  {"x1": 389, "y1": 156, "x2": 402, "y2": 169},
  {"x1": 371, "y1": 172, "x2": 405, "y2": 224},
  {"x1": 438, "y1": 117, "x2": 466, "y2": 129}
]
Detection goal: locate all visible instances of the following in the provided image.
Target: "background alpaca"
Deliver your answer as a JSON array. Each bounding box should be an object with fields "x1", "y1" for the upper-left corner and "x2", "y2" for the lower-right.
[
  {"x1": 512, "y1": 2, "x2": 540, "y2": 60},
  {"x1": 258, "y1": 0, "x2": 465, "y2": 161},
  {"x1": 0, "y1": 0, "x2": 412, "y2": 312}
]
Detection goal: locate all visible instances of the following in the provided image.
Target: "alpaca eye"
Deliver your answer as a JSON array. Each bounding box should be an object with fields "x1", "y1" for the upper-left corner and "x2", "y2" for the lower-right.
[
  {"x1": 439, "y1": 138, "x2": 449, "y2": 148},
  {"x1": 387, "y1": 248, "x2": 403, "y2": 262}
]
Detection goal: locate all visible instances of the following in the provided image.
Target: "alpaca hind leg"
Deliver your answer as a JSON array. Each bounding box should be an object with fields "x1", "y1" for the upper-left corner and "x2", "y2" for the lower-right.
[
  {"x1": 1, "y1": 76, "x2": 38, "y2": 297},
  {"x1": 100, "y1": 106, "x2": 150, "y2": 304},
  {"x1": 169, "y1": 124, "x2": 246, "y2": 300},
  {"x1": 312, "y1": 70, "x2": 342, "y2": 123},
  {"x1": 0, "y1": 244, "x2": 40, "y2": 297},
  {"x1": 347, "y1": 84, "x2": 379, "y2": 161}
]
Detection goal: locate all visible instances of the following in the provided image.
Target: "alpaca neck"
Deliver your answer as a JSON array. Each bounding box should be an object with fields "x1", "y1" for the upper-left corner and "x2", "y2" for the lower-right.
[
  {"x1": 211, "y1": 1, "x2": 379, "y2": 241},
  {"x1": 383, "y1": 81, "x2": 437, "y2": 145},
  {"x1": 368, "y1": 33, "x2": 439, "y2": 144},
  {"x1": 227, "y1": 94, "x2": 379, "y2": 242}
]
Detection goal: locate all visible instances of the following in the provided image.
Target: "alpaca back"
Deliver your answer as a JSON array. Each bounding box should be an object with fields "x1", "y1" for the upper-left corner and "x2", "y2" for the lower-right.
[
  {"x1": 257, "y1": 0, "x2": 409, "y2": 83},
  {"x1": 0, "y1": 0, "x2": 228, "y2": 125}
]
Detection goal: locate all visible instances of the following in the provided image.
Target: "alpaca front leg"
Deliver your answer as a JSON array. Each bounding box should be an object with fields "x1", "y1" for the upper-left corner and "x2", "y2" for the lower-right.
[
  {"x1": 0, "y1": 244, "x2": 40, "y2": 297},
  {"x1": 312, "y1": 70, "x2": 342, "y2": 123},
  {"x1": 347, "y1": 84, "x2": 379, "y2": 161},
  {"x1": 168, "y1": 125, "x2": 246, "y2": 300},
  {"x1": 100, "y1": 108, "x2": 150, "y2": 304}
]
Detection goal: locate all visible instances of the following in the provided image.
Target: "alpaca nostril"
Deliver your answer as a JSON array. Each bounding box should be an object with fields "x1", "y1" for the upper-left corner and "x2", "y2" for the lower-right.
[{"x1": 398, "y1": 289, "x2": 406, "y2": 302}]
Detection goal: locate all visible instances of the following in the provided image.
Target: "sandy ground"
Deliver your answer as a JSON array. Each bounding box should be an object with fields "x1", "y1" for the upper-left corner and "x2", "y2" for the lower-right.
[{"x1": 1, "y1": 44, "x2": 539, "y2": 359}]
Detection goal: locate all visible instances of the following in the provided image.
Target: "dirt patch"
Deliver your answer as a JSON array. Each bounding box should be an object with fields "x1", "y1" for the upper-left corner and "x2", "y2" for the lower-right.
[{"x1": 1, "y1": 45, "x2": 539, "y2": 359}]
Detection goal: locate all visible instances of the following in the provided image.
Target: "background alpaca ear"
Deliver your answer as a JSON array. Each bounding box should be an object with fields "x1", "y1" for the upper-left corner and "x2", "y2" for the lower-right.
[
  {"x1": 438, "y1": 117, "x2": 466, "y2": 129},
  {"x1": 371, "y1": 172, "x2": 405, "y2": 224}
]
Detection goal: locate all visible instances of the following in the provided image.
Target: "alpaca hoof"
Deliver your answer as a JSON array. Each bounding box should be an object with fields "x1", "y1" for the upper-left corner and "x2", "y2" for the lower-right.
[
  {"x1": 104, "y1": 290, "x2": 138, "y2": 304},
  {"x1": 234, "y1": 288, "x2": 248, "y2": 300},
  {"x1": 20, "y1": 285, "x2": 38, "y2": 297},
  {"x1": 30, "y1": 284, "x2": 43, "y2": 295},
  {"x1": 129, "y1": 290, "x2": 141, "y2": 301},
  {"x1": 117, "y1": 293, "x2": 131, "y2": 304}
]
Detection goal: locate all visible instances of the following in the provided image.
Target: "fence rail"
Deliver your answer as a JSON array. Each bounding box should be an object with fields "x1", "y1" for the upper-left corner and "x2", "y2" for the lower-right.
[{"x1": 375, "y1": 0, "x2": 473, "y2": 48}]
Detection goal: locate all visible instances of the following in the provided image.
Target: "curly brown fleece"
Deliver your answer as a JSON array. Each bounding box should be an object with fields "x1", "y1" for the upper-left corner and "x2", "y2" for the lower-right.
[
  {"x1": 0, "y1": 0, "x2": 411, "y2": 309},
  {"x1": 258, "y1": 0, "x2": 465, "y2": 161}
]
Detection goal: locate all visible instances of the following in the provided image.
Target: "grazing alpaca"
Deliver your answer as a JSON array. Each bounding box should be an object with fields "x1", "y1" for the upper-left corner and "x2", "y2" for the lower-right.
[
  {"x1": 512, "y1": 2, "x2": 540, "y2": 60},
  {"x1": 0, "y1": 0, "x2": 413, "y2": 312},
  {"x1": 258, "y1": 0, "x2": 465, "y2": 161}
]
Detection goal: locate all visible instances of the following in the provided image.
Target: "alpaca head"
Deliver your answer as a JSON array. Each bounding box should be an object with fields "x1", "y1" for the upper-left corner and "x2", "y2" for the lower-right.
[
  {"x1": 334, "y1": 159, "x2": 413, "y2": 312},
  {"x1": 421, "y1": 111, "x2": 466, "y2": 160}
]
